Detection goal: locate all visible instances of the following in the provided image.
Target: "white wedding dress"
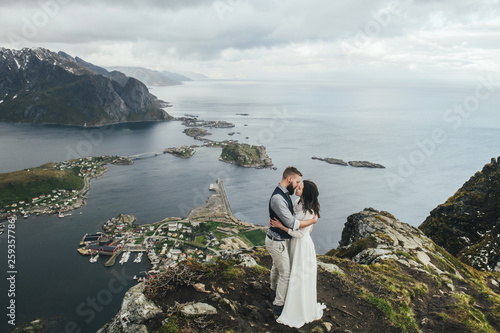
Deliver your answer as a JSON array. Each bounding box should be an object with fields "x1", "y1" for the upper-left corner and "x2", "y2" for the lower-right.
[{"x1": 277, "y1": 200, "x2": 326, "y2": 328}]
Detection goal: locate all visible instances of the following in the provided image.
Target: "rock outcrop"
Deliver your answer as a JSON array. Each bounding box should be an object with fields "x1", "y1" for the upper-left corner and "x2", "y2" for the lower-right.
[
  {"x1": 97, "y1": 283, "x2": 162, "y2": 333},
  {"x1": 348, "y1": 160, "x2": 385, "y2": 168},
  {"x1": 311, "y1": 156, "x2": 348, "y2": 166},
  {"x1": 183, "y1": 127, "x2": 212, "y2": 139},
  {"x1": 0, "y1": 47, "x2": 172, "y2": 126},
  {"x1": 334, "y1": 208, "x2": 449, "y2": 274},
  {"x1": 219, "y1": 143, "x2": 273, "y2": 169},
  {"x1": 420, "y1": 157, "x2": 500, "y2": 271}
]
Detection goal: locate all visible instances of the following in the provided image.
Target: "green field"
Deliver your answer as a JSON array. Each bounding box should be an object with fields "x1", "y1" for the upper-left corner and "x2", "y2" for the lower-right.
[
  {"x1": 207, "y1": 221, "x2": 234, "y2": 231},
  {"x1": 195, "y1": 235, "x2": 207, "y2": 245},
  {"x1": 0, "y1": 163, "x2": 84, "y2": 207},
  {"x1": 241, "y1": 229, "x2": 267, "y2": 247}
]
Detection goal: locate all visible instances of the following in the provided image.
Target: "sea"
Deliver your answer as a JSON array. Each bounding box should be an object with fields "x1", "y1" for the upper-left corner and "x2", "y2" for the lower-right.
[{"x1": 1, "y1": 79, "x2": 499, "y2": 332}]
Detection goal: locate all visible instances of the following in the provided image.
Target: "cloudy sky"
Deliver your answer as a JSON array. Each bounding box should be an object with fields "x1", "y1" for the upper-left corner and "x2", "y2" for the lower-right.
[{"x1": 1, "y1": 0, "x2": 499, "y2": 82}]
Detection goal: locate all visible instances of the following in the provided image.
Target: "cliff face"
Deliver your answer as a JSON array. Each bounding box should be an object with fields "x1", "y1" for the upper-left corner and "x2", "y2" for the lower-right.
[
  {"x1": 97, "y1": 208, "x2": 500, "y2": 333},
  {"x1": 420, "y1": 157, "x2": 500, "y2": 271},
  {"x1": 0, "y1": 47, "x2": 172, "y2": 127}
]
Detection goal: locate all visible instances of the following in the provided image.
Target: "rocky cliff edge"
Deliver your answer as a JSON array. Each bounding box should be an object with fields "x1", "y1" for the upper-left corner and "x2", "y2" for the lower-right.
[
  {"x1": 420, "y1": 157, "x2": 500, "y2": 272},
  {"x1": 96, "y1": 208, "x2": 500, "y2": 333}
]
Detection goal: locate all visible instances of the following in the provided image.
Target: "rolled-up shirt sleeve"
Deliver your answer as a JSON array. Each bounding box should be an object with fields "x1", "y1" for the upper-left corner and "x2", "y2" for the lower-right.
[{"x1": 270, "y1": 194, "x2": 300, "y2": 231}]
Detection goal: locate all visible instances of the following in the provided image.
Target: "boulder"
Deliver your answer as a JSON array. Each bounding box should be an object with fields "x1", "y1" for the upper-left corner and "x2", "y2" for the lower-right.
[
  {"x1": 96, "y1": 283, "x2": 162, "y2": 333},
  {"x1": 334, "y1": 208, "x2": 443, "y2": 270},
  {"x1": 237, "y1": 253, "x2": 259, "y2": 268},
  {"x1": 317, "y1": 261, "x2": 345, "y2": 275},
  {"x1": 181, "y1": 302, "x2": 217, "y2": 316}
]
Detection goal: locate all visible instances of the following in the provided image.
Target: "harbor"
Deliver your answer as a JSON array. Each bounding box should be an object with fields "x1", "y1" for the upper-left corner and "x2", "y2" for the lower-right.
[{"x1": 76, "y1": 179, "x2": 266, "y2": 281}]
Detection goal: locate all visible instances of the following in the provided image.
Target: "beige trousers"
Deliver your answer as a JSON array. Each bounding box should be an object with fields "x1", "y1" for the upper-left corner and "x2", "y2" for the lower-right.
[{"x1": 265, "y1": 236, "x2": 291, "y2": 306}]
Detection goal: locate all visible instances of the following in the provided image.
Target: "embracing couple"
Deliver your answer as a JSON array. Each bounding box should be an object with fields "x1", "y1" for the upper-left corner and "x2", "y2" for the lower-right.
[{"x1": 265, "y1": 166, "x2": 326, "y2": 328}]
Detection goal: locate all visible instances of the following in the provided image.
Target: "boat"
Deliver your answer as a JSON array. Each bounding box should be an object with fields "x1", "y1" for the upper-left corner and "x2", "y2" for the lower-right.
[
  {"x1": 77, "y1": 248, "x2": 92, "y2": 255},
  {"x1": 58, "y1": 211, "x2": 64, "y2": 218},
  {"x1": 119, "y1": 251, "x2": 131, "y2": 265},
  {"x1": 23, "y1": 213, "x2": 29, "y2": 219},
  {"x1": 134, "y1": 252, "x2": 143, "y2": 263},
  {"x1": 89, "y1": 253, "x2": 99, "y2": 263}
]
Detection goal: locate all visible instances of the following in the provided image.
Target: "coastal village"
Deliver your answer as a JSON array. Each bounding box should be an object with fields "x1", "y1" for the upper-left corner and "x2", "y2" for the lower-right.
[
  {"x1": 1, "y1": 149, "x2": 269, "y2": 282},
  {"x1": 0, "y1": 156, "x2": 132, "y2": 221},
  {"x1": 76, "y1": 179, "x2": 267, "y2": 282}
]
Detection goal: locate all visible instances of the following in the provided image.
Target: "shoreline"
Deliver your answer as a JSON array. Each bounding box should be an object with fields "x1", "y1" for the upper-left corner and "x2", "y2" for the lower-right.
[{"x1": 0, "y1": 156, "x2": 133, "y2": 221}]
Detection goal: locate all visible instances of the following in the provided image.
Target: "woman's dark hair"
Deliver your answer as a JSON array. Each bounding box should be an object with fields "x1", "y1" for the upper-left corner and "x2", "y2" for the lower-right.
[{"x1": 300, "y1": 180, "x2": 320, "y2": 218}]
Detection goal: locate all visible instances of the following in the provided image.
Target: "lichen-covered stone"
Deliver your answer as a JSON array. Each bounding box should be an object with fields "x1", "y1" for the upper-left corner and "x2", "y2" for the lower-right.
[
  {"x1": 334, "y1": 208, "x2": 443, "y2": 270},
  {"x1": 317, "y1": 261, "x2": 345, "y2": 275},
  {"x1": 96, "y1": 283, "x2": 162, "y2": 333},
  {"x1": 181, "y1": 302, "x2": 217, "y2": 316}
]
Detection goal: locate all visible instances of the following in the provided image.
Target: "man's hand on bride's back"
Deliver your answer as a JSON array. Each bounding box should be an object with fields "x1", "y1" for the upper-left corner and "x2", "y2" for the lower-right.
[
  {"x1": 270, "y1": 217, "x2": 286, "y2": 230},
  {"x1": 312, "y1": 214, "x2": 318, "y2": 224}
]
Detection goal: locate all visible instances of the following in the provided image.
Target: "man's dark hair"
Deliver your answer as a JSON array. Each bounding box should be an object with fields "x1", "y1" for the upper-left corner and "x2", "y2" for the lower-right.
[{"x1": 282, "y1": 166, "x2": 302, "y2": 179}]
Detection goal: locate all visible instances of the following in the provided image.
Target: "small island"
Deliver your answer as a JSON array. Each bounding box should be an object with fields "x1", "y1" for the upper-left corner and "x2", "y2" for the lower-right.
[
  {"x1": 178, "y1": 116, "x2": 274, "y2": 170},
  {"x1": 163, "y1": 145, "x2": 197, "y2": 159},
  {"x1": 312, "y1": 156, "x2": 348, "y2": 166},
  {"x1": 348, "y1": 161, "x2": 385, "y2": 168},
  {"x1": 219, "y1": 143, "x2": 274, "y2": 169},
  {"x1": 181, "y1": 118, "x2": 235, "y2": 128},
  {"x1": 183, "y1": 128, "x2": 212, "y2": 140},
  {"x1": 312, "y1": 156, "x2": 385, "y2": 169}
]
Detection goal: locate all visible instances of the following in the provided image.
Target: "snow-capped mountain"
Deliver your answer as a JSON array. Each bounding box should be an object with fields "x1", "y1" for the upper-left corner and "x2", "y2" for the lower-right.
[{"x1": 0, "y1": 47, "x2": 172, "y2": 127}]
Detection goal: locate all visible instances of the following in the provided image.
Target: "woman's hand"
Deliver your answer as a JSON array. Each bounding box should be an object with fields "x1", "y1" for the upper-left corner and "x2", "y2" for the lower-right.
[{"x1": 269, "y1": 218, "x2": 287, "y2": 231}]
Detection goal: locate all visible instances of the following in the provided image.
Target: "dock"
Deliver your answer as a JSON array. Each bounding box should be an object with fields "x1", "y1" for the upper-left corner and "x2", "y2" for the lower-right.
[
  {"x1": 105, "y1": 248, "x2": 124, "y2": 267},
  {"x1": 217, "y1": 178, "x2": 233, "y2": 217},
  {"x1": 186, "y1": 178, "x2": 234, "y2": 219}
]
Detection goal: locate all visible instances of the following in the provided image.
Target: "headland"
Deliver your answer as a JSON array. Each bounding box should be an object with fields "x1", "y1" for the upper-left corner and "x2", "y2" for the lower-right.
[{"x1": 0, "y1": 156, "x2": 133, "y2": 220}]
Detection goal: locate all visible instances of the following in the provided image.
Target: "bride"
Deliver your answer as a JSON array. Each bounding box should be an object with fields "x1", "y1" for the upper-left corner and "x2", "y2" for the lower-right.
[{"x1": 270, "y1": 180, "x2": 326, "y2": 328}]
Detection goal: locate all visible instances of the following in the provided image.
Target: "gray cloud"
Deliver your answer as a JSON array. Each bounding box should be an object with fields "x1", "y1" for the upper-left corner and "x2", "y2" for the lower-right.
[{"x1": 1, "y1": 0, "x2": 499, "y2": 80}]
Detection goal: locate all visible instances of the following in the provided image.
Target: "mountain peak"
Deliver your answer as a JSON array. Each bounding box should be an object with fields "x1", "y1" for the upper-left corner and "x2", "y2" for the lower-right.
[{"x1": 0, "y1": 47, "x2": 172, "y2": 126}]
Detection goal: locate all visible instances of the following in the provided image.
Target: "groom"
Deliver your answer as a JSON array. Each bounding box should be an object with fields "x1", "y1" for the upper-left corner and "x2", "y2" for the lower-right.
[{"x1": 265, "y1": 166, "x2": 317, "y2": 316}]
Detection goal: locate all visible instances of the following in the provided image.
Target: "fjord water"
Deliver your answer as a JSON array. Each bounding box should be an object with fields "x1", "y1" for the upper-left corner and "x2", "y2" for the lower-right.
[{"x1": 1, "y1": 79, "x2": 499, "y2": 332}]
